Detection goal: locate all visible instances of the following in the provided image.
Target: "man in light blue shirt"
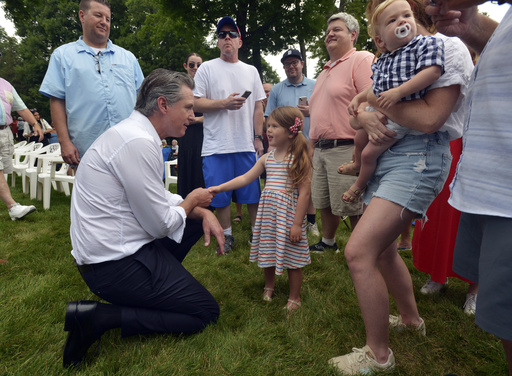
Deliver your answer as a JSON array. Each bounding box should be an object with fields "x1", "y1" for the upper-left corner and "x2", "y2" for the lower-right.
[
  {"x1": 265, "y1": 48, "x2": 318, "y2": 235},
  {"x1": 40, "y1": 0, "x2": 144, "y2": 166},
  {"x1": 264, "y1": 49, "x2": 315, "y2": 139}
]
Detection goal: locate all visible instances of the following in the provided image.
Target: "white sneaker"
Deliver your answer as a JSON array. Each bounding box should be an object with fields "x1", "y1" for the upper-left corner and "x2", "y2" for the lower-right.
[
  {"x1": 306, "y1": 222, "x2": 320, "y2": 237},
  {"x1": 328, "y1": 345, "x2": 395, "y2": 375},
  {"x1": 389, "y1": 315, "x2": 426, "y2": 336},
  {"x1": 420, "y1": 278, "x2": 448, "y2": 295},
  {"x1": 463, "y1": 293, "x2": 477, "y2": 315},
  {"x1": 9, "y1": 203, "x2": 36, "y2": 221}
]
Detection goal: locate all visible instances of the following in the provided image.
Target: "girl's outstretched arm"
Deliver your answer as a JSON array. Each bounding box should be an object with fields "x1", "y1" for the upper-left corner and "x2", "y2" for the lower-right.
[
  {"x1": 209, "y1": 154, "x2": 268, "y2": 195},
  {"x1": 289, "y1": 178, "x2": 311, "y2": 243}
]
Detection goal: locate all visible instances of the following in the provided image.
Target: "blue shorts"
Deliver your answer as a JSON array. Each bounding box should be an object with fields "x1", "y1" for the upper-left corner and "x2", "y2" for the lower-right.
[
  {"x1": 203, "y1": 152, "x2": 261, "y2": 208},
  {"x1": 363, "y1": 132, "x2": 451, "y2": 218},
  {"x1": 453, "y1": 213, "x2": 512, "y2": 341}
]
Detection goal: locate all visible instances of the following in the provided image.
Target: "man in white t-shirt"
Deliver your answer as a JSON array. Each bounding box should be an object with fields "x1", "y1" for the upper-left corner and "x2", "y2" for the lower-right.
[{"x1": 193, "y1": 16, "x2": 266, "y2": 254}]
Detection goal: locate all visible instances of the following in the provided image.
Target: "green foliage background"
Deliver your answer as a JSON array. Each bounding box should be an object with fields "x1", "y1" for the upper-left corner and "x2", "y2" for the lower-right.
[{"x1": 1, "y1": 0, "x2": 377, "y2": 121}]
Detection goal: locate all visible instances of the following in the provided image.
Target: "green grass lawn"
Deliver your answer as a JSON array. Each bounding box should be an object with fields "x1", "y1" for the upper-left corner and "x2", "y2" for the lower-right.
[{"x1": 0, "y1": 179, "x2": 507, "y2": 375}]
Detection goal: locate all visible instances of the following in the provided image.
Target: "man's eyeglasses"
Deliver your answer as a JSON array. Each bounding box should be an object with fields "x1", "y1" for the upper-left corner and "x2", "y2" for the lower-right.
[
  {"x1": 284, "y1": 60, "x2": 301, "y2": 68},
  {"x1": 218, "y1": 31, "x2": 239, "y2": 39},
  {"x1": 188, "y1": 62, "x2": 201, "y2": 68}
]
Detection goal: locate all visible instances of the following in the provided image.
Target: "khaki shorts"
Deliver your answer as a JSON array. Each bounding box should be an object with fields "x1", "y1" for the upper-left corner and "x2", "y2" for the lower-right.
[
  {"x1": 0, "y1": 127, "x2": 14, "y2": 173},
  {"x1": 311, "y1": 145, "x2": 363, "y2": 217}
]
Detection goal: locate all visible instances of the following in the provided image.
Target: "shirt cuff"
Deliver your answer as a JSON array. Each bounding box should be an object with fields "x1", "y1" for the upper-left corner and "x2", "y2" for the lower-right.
[{"x1": 167, "y1": 205, "x2": 187, "y2": 243}]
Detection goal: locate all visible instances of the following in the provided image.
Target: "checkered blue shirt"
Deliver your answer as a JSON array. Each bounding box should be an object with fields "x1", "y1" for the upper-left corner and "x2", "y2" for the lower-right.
[{"x1": 372, "y1": 35, "x2": 444, "y2": 101}]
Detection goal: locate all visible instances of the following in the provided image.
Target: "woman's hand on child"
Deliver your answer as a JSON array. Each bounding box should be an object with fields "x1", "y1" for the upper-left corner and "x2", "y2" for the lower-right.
[
  {"x1": 289, "y1": 224, "x2": 302, "y2": 243},
  {"x1": 356, "y1": 110, "x2": 396, "y2": 145}
]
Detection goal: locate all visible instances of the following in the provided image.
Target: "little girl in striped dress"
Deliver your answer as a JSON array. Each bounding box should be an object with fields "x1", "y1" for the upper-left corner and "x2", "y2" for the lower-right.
[{"x1": 209, "y1": 106, "x2": 312, "y2": 312}]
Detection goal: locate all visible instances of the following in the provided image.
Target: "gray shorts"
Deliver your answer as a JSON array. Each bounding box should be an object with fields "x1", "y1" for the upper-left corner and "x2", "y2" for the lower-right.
[
  {"x1": 453, "y1": 212, "x2": 512, "y2": 341},
  {"x1": 0, "y1": 127, "x2": 14, "y2": 173},
  {"x1": 311, "y1": 145, "x2": 363, "y2": 217}
]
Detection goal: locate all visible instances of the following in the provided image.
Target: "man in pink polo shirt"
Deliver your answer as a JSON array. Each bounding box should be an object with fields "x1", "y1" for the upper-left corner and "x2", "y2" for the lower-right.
[{"x1": 308, "y1": 12, "x2": 374, "y2": 253}]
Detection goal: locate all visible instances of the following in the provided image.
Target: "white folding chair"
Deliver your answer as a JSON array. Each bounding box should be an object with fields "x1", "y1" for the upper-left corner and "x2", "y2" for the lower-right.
[
  {"x1": 10, "y1": 142, "x2": 40, "y2": 187},
  {"x1": 37, "y1": 155, "x2": 74, "y2": 209},
  {"x1": 164, "y1": 160, "x2": 178, "y2": 190},
  {"x1": 24, "y1": 143, "x2": 61, "y2": 199},
  {"x1": 14, "y1": 140, "x2": 27, "y2": 149}
]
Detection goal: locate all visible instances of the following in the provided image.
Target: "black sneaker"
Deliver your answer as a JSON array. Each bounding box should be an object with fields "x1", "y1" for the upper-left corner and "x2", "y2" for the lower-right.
[
  {"x1": 216, "y1": 234, "x2": 235, "y2": 255},
  {"x1": 309, "y1": 241, "x2": 339, "y2": 254}
]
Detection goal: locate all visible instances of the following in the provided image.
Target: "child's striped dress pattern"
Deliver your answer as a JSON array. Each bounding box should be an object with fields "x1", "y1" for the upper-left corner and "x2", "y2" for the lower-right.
[{"x1": 250, "y1": 150, "x2": 311, "y2": 275}]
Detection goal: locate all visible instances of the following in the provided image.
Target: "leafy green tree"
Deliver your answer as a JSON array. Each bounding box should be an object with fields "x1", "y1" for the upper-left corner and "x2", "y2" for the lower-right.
[
  {"x1": 3, "y1": 0, "x2": 226, "y2": 118},
  {"x1": 3, "y1": 0, "x2": 82, "y2": 118},
  {"x1": 292, "y1": 0, "x2": 337, "y2": 77},
  {"x1": 0, "y1": 27, "x2": 20, "y2": 86},
  {"x1": 160, "y1": 0, "x2": 333, "y2": 79},
  {"x1": 3, "y1": 0, "x2": 371, "y2": 118},
  {"x1": 1, "y1": 0, "x2": 43, "y2": 25},
  {"x1": 2, "y1": 0, "x2": 145, "y2": 118},
  {"x1": 117, "y1": 0, "x2": 217, "y2": 75}
]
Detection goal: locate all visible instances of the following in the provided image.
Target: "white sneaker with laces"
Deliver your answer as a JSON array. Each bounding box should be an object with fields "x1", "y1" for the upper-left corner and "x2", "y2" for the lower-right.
[
  {"x1": 420, "y1": 278, "x2": 448, "y2": 295},
  {"x1": 9, "y1": 203, "x2": 36, "y2": 221},
  {"x1": 306, "y1": 222, "x2": 320, "y2": 237},
  {"x1": 389, "y1": 315, "x2": 426, "y2": 336},
  {"x1": 328, "y1": 345, "x2": 395, "y2": 375},
  {"x1": 463, "y1": 293, "x2": 477, "y2": 315}
]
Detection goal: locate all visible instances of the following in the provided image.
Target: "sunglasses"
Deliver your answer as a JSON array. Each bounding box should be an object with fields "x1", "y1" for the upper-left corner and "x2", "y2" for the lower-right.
[
  {"x1": 218, "y1": 31, "x2": 239, "y2": 39},
  {"x1": 188, "y1": 62, "x2": 201, "y2": 68}
]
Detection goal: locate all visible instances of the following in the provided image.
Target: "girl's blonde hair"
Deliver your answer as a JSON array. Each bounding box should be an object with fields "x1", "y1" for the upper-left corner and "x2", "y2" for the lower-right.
[{"x1": 268, "y1": 106, "x2": 312, "y2": 188}]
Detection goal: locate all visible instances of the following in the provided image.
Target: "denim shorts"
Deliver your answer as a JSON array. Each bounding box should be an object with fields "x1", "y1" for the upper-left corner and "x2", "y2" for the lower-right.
[{"x1": 363, "y1": 132, "x2": 451, "y2": 218}]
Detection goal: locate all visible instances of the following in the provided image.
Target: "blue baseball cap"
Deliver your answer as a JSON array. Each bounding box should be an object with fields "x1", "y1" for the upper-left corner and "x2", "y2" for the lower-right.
[
  {"x1": 281, "y1": 49, "x2": 303, "y2": 64},
  {"x1": 216, "y1": 16, "x2": 240, "y2": 35}
]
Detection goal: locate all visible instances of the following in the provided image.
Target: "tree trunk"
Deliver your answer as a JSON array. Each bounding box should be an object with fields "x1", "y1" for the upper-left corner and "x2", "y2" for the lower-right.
[{"x1": 299, "y1": 38, "x2": 307, "y2": 77}]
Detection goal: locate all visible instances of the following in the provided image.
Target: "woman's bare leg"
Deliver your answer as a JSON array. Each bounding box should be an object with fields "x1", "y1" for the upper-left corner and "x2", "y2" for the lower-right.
[{"x1": 344, "y1": 198, "x2": 420, "y2": 363}]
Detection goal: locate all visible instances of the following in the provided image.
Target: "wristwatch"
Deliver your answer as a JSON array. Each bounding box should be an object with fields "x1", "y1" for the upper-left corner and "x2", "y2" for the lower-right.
[{"x1": 254, "y1": 135, "x2": 264, "y2": 141}]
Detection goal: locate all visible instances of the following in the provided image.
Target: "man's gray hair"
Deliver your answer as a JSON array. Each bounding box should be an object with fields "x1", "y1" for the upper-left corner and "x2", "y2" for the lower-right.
[
  {"x1": 135, "y1": 69, "x2": 194, "y2": 117},
  {"x1": 327, "y1": 12, "x2": 360, "y2": 44}
]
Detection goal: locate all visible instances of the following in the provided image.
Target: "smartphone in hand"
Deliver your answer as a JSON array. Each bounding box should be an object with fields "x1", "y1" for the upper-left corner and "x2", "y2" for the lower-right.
[
  {"x1": 241, "y1": 90, "x2": 252, "y2": 99},
  {"x1": 298, "y1": 96, "x2": 307, "y2": 106}
]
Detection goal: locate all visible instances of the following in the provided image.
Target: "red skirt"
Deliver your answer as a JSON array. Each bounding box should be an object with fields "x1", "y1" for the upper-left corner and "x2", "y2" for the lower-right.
[{"x1": 412, "y1": 138, "x2": 472, "y2": 283}]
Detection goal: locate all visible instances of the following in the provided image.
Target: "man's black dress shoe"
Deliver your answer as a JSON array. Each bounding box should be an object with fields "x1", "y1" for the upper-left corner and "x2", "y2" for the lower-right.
[{"x1": 63, "y1": 300, "x2": 101, "y2": 368}]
